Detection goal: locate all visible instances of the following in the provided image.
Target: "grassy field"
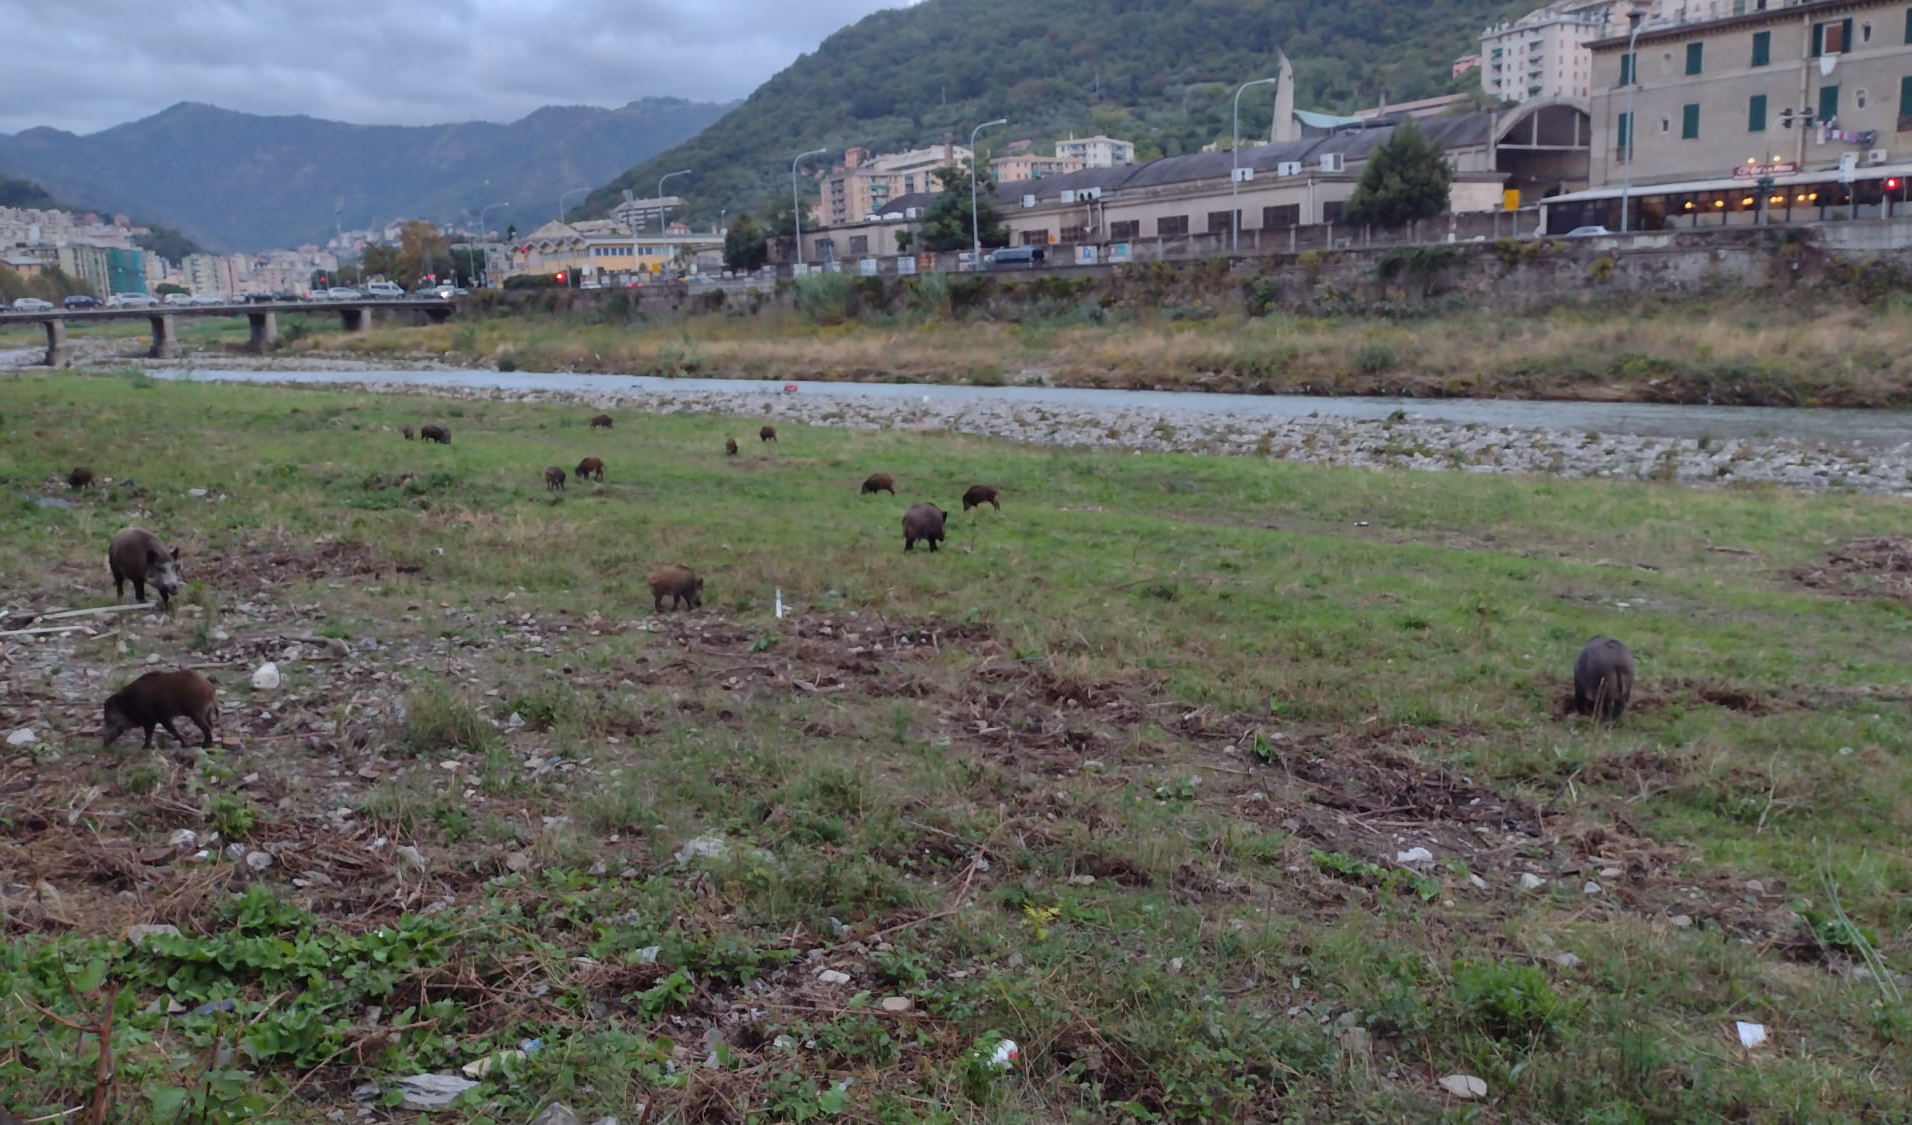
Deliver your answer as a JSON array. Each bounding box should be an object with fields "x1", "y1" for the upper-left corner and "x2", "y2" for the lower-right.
[{"x1": 3, "y1": 370, "x2": 1912, "y2": 1123}]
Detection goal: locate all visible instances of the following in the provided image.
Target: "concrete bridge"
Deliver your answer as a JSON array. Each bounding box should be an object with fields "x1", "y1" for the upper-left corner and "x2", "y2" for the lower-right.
[{"x1": 0, "y1": 298, "x2": 456, "y2": 366}]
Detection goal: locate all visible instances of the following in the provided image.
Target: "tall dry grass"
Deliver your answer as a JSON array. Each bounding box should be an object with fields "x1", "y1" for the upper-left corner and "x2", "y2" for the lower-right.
[{"x1": 295, "y1": 292, "x2": 1912, "y2": 406}]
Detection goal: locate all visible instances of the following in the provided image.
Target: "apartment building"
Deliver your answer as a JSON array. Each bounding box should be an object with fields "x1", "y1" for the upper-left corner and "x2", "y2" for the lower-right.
[
  {"x1": 610, "y1": 195, "x2": 686, "y2": 232},
  {"x1": 1541, "y1": 0, "x2": 1912, "y2": 229},
  {"x1": 821, "y1": 143, "x2": 971, "y2": 225},
  {"x1": 1054, "y1": 135, "x2": 1137, "y2": 167},
  {"x1": 183, "y1": 252, "x2": 242, "y2": 296},
  {"x1": 989, "y1": 153, "x2": 1088, "y2": 181},
  {"x1": 1483, "y1": 0, "x2": 1624, "y2": 101}
]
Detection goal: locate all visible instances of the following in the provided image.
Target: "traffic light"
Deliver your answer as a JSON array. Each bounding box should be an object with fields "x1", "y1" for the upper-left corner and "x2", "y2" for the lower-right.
[
  {"x1": 1889, "y1": 177, "x2": 1902, "y2": 191},
  {"x1": 554, "y1": 271, "x2": 566, "y2": 285},
  {"x1": 1779, "y1": 107, "x2": 1794, "y2": 129}
]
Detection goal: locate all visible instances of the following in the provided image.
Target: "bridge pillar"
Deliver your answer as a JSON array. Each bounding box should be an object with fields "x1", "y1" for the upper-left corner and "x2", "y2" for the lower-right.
[
  {"x1": 246, "y1": 311, "x2": 277, "y2": 353},
  {"x1": 41, "y1": 318, "x2": 72, "y2": 367},
  {"x1": 339, "y1": 305, "x2": 370, "y2": 333},
  {"x1": 148, "y1": 314, "x2": 179, "y2": 359},
  {"x1": 427, "y1": 306, "x2": 452, "y2": 324}
]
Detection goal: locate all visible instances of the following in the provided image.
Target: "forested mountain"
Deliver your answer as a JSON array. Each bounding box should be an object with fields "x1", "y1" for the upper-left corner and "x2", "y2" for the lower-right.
[
  {"x1": 0, "y1": 169, "x2": 208, "y2": 258},
  {"x1": 585, "y1": 0, "x2": 1508, "y2": 220},
  {"x1": 0, "y1": 98, "x2": 732, "y2": 251}
]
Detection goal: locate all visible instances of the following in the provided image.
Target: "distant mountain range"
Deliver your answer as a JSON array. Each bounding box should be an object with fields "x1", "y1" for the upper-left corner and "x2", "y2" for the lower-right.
[
  {"x1": 0, "y1": 98, "x2": 734, "y2": 252},
  {"x1": 586, "y1": 0, "x2": 1502, "y2": 222}
]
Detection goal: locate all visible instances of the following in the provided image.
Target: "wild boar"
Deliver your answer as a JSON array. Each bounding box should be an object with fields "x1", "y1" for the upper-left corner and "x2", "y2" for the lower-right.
[
  {"x1": 903, "y1": 503, "x2": 946, "y2": 553},
  {"x1": 1573, "y1": 636, "x2": 1636, "y2": 721},
  {"x1": 648, "y1": 564, "x2": 704, "y2": 612},
  {"x1": 861, "y1": 472, "x2": 896, "y2": 495},
  {"x1": 420, "y1": 424, "x2": 451, "y2": 445},
  {"x1": 102, "y1": 669, "x2": 218, "y2": 749},
  {"x1": 545, "y1": 466, "x2": 567, "y2": 491},
  {"x1": 576, "y1": 457, "x2": 605, "y2": 481},
  {"x1": 108, "y1": 527, "x2": 184, "y2": 608},
  {"x1": 962, "y1": 484, "x2": 1000, "y2": 512},
  {"x1": 68, "y1": 466, "x2": 95, "y2": 490},
  {"x1": 759, "y1": 425, "x2": 777, "y2": 443}
]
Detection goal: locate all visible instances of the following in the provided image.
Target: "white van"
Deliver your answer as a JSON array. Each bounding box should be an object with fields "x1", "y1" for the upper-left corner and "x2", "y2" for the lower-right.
[{"x1": 364, "y1": 280, "x2": 406, "y2": 299}]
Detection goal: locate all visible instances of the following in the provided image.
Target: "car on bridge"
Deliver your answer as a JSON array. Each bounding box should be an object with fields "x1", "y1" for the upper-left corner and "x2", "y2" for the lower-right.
[
  {"x1": 364, "y1": 280, "x2": 405, "y2": 299},
  {"x1": 107, "y1": 293, "x2": 159, "y2": 308},
  {"x1": 324, "y1": 286, "x2": 364, "y2": 301},
  {"x1": 12, "y1": 297, "x2": 53, "y2": 311},
  {"x1": 63, "y1": 294, "x2": 102, "y2": 309},
  {"x1": 188, "y1": 292, "x2": 228, "y2": 306},
  {"x1": 163, "y1": 292, "x2": 194, "y2": 307}
]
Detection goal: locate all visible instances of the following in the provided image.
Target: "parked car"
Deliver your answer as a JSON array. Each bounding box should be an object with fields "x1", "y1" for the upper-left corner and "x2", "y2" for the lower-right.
[
  {"x1": 1563, "y1": 225, "x2": 1613, "y2": 238},
  {"x1": 63, "y1": 294, "x2": 102, "y2": 309},
  {"x1": 107, "y1": 292, "x2": 159, "y2": 308},
  {"x1": 984, "y1": 246, "x2": 1046, "y2": 269},
  {"x1": 363, "y1": 280, "x2": 405, "y2": 299},
  {"x1": 325, "y1": 286, "x2": 364, "y2": 301},
  {"x1": 188, "y1": 292, "x2": 227, "y2": 306},
  {"x1": 12, "y1": 296, "x2": 53, "y2": 311},
  {"x1": 163, "y1": 292, "x2": 194, "y2": 306},
  {"x1": 271, "y1": 290, "x2": 302, "y2": 303}
]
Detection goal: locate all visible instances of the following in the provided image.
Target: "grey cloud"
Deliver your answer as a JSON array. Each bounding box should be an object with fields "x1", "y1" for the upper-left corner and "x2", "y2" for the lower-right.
[{"x1": 0, "y1": 0, "x2": 911, "y2": 134}]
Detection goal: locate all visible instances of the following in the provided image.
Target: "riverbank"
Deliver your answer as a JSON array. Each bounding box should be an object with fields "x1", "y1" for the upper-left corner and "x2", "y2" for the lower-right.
[
  {"x1": 278, "y1": 287, "x2": 1912, "y2": 408},
  {"x1": 148, "y1": 366, "x2": 1912, "y2": 496},
  {"x1": 4, "y1": 373, "x2": 1910, "y2": 1122}
]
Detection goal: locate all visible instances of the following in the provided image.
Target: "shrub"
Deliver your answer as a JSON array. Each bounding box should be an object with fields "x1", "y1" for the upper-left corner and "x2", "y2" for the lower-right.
[{"x1": 1451, "y1": 960, "x2": 1566, "y2": 1042}]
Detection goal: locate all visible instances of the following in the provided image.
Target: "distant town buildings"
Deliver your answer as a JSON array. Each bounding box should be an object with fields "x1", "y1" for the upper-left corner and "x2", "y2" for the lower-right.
[
  {"x1": 1453, "y1": 53, "x2": 1484, "y2": 78},
  {"x1": 611, "y1": 195, "x2": 687, "y2": 232},
  {"x1": 1481, "y1": 0, "x2": 1624, "y2": 102},
  {"x1": 508, "y1": 218, "x2": 724, "y2": 284},
  {"x1": 822, "y1": 143, "x2": 973, "y2": 225},
  {"x1": 1055, "y1": 135, "x2": 1137, "y2": 168},
  {"x1": 989, "y1": 152, "x2": 1088, "y2": 181}
]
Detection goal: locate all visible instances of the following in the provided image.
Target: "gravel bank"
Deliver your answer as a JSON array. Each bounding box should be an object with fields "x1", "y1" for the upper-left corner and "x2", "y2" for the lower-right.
[{"x1": 142, "y1": 367, "x2": 1912, "y2": 496}]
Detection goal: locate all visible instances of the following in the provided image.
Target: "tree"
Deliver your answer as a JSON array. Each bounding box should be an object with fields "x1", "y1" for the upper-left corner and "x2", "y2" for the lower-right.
[
  {"x1": 359, "y1": 243, "x2": 402, "y2": 281},
  {"x1": 397, "y1": 221, "x2": 451, "y2": 285},
  {"x1": 723, "y1": 213, "x2": 768, "y2": 272},
  {"x1": 155, "y1": 282, "x2": 188, "y2": 296},
  {"x1": 1342, "y1": 121, "x2": 1453, "y2": 229},
  {"x1": 909, "y1": 166, "x2": 1008, "y2": 253}
]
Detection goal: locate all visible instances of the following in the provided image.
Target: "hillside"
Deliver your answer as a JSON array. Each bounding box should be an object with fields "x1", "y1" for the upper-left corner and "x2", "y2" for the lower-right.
[
  {"x1": 0, "y1": 168, "x2": 208, "y2": 259},
  {"x1": 0, "y1": 98, "x2": 733, "y2": 251},
  {"x1": 585, "y1": 0, "x2": 1509, "y2": 221}
]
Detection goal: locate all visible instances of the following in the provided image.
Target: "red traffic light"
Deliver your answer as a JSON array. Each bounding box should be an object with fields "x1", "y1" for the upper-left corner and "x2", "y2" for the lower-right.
[
  {"x1": 1889, "y1": 178, "x2": 1901, "y2": 190},
  {"x1": 554, "y1": 271, "x2": 566, "y2": 283}
]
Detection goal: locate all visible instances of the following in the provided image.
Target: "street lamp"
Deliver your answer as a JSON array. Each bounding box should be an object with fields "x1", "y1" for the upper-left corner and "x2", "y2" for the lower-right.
[
  {"x1": 1232, "y1": 76, "x2": 1280, "y2": 254},
  {"x1": 1619, "y1": 9, "x2": 1644, "y2": 233},
  {"x1": 791, "y1": 147, "x2": 828, "y2": 268},
  {"x1": 657, "y1": 168, "x2": 693, "y2": 239},
  {"x1": 558, "y1": 187, "x2": 589, "y2": 224},
  {"x1": 970, "y1": 118, "x2": 1009, "y2": 265}
]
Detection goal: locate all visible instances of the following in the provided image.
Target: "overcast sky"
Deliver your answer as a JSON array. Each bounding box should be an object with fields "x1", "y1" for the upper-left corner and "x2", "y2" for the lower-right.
[{"x1": 0, "y1": 0, "x2": 912, "y2": 135}]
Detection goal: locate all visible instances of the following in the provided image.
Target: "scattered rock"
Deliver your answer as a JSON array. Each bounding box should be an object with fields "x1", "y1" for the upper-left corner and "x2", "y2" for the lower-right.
[
  {"x1": 1669, "y1": 914, "x2": 1693, "y2": 929},
  {"x1": 250, "y1": 662, "x2": 281, "y2": 690},
  {"x1": 462, "y1": 1049, "x2": 528, "y2": 1079},
  {"x1": 526, "y1": 1102, "x2": 583, "y2": 1125},
  {"x1": 817, "y1": 969, "x2": 852, "y2": 985},
  {"x1": 395, "y1": 1073, "x2": 479, "y2": 1110},
  {"x1": 880, "y1": 996, "x2": 913, "y2": 1013},
  {"x1": 34, "y1": 496, "x2": 73, "y2": 510},
  {"x1": 396, "y1": 845, "x2": 428, "y2": 871},
  {"x1": 1518, "y1": 873, "x2": 1546, "y2": 891},
  {"x1": 1438, "y1": 1074, "x2": 1488, "y2": 1100},
  {"x1": 1583, "y1": 880, "x2": 1602, "y2": 895},
  {"x1": 674, "y1": 834, "x2": 729, "y2": 864},
  {"x1": 125, "y1": 923, "x2": 181, "y2": 947},
  {"x1": 244, "y1": 851, "x2": 274, "y2": 872},
  {"x1": 1395, "y1": 846, "x2": 1434, "y2": 865},
  {"x1": 1551, "y1": 952, "x2": 1582, "y2": 969},
  {"x1": 635, "y1": 945, "x2": 662, "y2": 965},
  {"x1": 6, "y1": 728, "x2": 36, "y2": 747},
  {"x1": 168, "y1": 829, "x2": 199, "y2": 851},
  {"x1": 1067, "y1": 874, "x2": 1096, "y2": 886}
]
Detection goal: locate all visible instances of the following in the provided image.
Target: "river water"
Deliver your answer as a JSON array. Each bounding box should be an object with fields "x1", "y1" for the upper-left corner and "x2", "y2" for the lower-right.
[{"x1": 139, "y1": 365, "x2": 1912, "y2": 449}]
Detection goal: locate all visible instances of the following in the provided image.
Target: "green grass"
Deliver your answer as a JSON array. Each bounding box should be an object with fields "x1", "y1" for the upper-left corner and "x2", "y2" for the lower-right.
[{"x1": 2, "y1": 370, "x2": 1911, "y2": 1122}]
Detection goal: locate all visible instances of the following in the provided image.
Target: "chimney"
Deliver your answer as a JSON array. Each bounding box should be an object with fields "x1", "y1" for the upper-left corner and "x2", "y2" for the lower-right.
[
  {"x1": 1271, "y1": 51, "x2": 1300, "y2": 143},
  {"x1": 944, "y1": 131, "x2": 955, "y2": 163}
]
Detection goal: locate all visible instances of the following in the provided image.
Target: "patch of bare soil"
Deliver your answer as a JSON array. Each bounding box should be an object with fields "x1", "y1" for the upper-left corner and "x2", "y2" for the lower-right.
[{"x1": 1794, "y1": 536, "x2": 1912, "y2": 600}]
